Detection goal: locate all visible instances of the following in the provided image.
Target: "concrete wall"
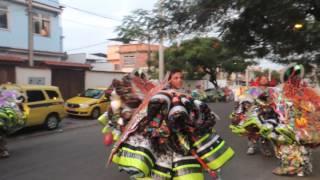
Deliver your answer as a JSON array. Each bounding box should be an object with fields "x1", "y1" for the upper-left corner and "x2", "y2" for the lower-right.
[
  {"x1": 107, "y1": 45, "x2": 121, "y2": 62},
  {"x1": 15, "y1": 67, "x2": 51, "y2": 85},
  {"x1": 85, "y1": 71, "x2": 125, "y2": 89},
  {"x1": 66, "y1": 53, "x2": 87, "y2": 64},
  {"x1": 91, "y1": 63, "x2": 114, "y2": 71}
]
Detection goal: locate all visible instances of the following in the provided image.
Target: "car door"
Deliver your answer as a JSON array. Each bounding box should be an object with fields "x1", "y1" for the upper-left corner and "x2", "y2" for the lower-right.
[
  {"x1": 25, "y1": 90, "x2": 49, "y2": 126},
  {"x1": 45, "y1": 89, "x2": 65, "y2": 118},
  {"x1": 99, "y1": 94, "x2": 109, "y2": 112}
]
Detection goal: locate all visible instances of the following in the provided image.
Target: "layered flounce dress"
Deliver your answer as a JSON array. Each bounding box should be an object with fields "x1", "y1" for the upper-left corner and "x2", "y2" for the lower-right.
[{"x1": 112, "y1": 90, "x2": 234, "y2": 179}]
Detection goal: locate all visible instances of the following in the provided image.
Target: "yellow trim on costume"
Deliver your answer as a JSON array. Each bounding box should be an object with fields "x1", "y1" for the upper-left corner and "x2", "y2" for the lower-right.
[
  {"x1": 97, "y1": 114, "x2": 108, "y2": 125},
  {"x1": 200, "y1": 141, "x2": 225, "y2": 159},
  {"x1": 193, "y1": 134, "x2": 210, "y2": 147},
  {"x1": 121, "y1": 147, "x2": 154, "y2": 166},
  {"x1": 173, "y1": 164, "x2": 201, "y2": 171},
  {"x1": 112, "y1": 154, "x2": 150, "y2": 176},
  {"x1": 152, "y1": 169, "x2": 172, "y2": 178},
  {"x1": 206, "y1": 147, "x2": 234, "y2": 170},
  {"x1": 173, "y1": 173, "x2": 204, "y2": 180},
  {"x1": 101, "y1": 126, "x2": 110, "y2": 134}
]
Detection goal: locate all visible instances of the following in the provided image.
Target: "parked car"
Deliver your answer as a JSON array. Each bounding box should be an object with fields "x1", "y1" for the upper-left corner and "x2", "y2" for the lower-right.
[
  {"x1": 191, "y1": 89, "x2": 207, "y2": 101},
  {"x1": 0, "y1": 84, "x2": 66, "y2": 130},
  {"x1": 204, "y1": 88, "x2": 225, "y2": 102},
  {"x1": 65, "y1": 88, "x2": 109, "y2": 119},
  {"x1": 202, "y1": 87, "x2": 235, "y2": 102}
]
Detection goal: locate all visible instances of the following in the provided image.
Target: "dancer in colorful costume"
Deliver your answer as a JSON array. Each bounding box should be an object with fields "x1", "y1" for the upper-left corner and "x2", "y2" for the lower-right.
[
  {"x1": 0, "y1": 88, "x2": 25, "y2": 158},
  {"x1": 232, "y1": 75, "x2": 274, "y2": 156},
  {"x1": 98, "y1": 70, "x2": 155, "y2": 144},
  {"x1": 230, "y1": 64, "x2": 319, "y2": 176},
  {"x1": 99, "y1": 69, "x2": 234, "y2": 180}
]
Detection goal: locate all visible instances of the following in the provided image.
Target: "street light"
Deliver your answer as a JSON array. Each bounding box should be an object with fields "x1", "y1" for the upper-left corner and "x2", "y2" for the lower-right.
[{"x1": 294, "y1": 23, "x2": 303, "y2": 30}]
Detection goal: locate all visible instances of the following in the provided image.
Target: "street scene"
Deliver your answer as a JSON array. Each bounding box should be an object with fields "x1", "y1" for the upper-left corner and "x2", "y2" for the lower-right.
[
  {"x1": 1, "y1": 103, "x2": 320, "y2": 180},
  {"x1": 1, "y1": 0, "x2": 320, "y2": 180}
]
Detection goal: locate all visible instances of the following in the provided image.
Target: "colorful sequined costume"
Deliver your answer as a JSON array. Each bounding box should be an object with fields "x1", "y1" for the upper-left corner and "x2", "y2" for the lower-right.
[
  {"x1": 231, "y1": 86, "x2": 276, "y2": 156},
  {"x1": 0, "y1": 89, "x2": 25, "y2": 135},
  {"x1": 230, "y1": 64, "x2": 319, "y2": 176},
  {"x1": 0, "y1": 88, "x2": 25, "y2": 157},
  {"x1": 99, "y1": 73, "x2": 234, "y2": 180}
]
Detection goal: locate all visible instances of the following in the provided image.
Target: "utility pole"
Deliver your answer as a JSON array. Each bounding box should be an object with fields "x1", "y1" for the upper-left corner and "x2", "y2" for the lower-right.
[
  {"x1": 27, "y1": 0, "x2": 34, "y2": 67},
  {"x1": 147, "y1": 36, "x2": 151, "y2": 73},
  {"x1": 245, "y1": 68, "x2": 249, "y2": 87},
  {"x1": 159, "y1": 36, "x2": 164, "y2": 80},
  {"x1": 158, "y1": 0, "x2": 164, "y2": 80}
]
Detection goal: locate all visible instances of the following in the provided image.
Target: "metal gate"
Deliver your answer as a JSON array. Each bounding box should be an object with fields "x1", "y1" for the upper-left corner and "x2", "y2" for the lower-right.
[
  {"x1": 52, "y1": 69, "x2": 85, "y2": 99},
  {"x1": 0, "y1": 65, "x2": 15, "y2": 84}
]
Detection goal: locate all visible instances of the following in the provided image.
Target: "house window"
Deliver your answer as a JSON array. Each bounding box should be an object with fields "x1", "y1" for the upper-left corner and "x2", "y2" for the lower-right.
[
  {"x1": 0, "y1": 6, "x2": 8, "y2": 29},
  {"x1": 33, "y1": 13, "x2": 50, "y2": 37},
  {"x1": 114, "y1": 64, "x2": 121, "y2": 70},
  {"x1": 123, "y1": 55, "x2": 136, "y2": 67}
]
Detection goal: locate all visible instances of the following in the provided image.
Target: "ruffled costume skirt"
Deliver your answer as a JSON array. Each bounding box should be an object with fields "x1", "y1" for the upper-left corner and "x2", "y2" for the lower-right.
[{"x1": 113, "y1": 131, "x2": 234, "y2": 180}]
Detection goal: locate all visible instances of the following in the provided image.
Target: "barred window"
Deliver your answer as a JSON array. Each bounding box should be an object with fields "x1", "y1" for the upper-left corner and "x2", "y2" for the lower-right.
[
  {"x1": 123, "y1": 55, "x2": 135, "y2": 67},
  {"x1": 33, "y1": 13, "x2": 50, "y2": 37},
  {"x1": 0, "y1": 6, "x2": 8, "y2": 29}
]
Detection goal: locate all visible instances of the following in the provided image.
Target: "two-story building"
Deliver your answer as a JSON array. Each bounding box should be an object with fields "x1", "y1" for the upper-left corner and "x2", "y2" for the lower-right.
[
  {"x1": 107, "y1": 43, "x2": 159, "y2": 72},
  {"x1": 0, "y1": 0, "x2": 64, "y2": 61},
  {"x1": 66, "y1": 53, "x2": 115, "y2": 71},
  {"x1": 0, "y1": 0, "x2": 95, "y2": 99}
]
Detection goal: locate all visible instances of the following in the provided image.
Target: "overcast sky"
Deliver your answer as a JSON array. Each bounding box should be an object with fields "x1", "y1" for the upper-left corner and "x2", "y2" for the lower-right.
[
  {"x1": 60, "y1": 0, "x2": 157, "y2": 54},
  {"x1": 58, "y1": 0, "x2": 282, "y2": 69}
]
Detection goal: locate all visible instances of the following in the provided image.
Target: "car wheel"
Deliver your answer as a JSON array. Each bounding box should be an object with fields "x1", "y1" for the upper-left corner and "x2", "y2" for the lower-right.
[
  {"x1": 91, "y1": 108, "x2": 100, "y2": 119},
  {"x1": 45, "y1": 114, "x2": 60, "y2": 130}
]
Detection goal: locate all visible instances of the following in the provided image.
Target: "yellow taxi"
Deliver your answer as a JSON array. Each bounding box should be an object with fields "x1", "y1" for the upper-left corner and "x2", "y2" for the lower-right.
[
  {"x1": 65, "y1": 88, "x2": 109, "y2": 119},
  {"x1": 0, "y1": 84, "x2": 66, "y2": 130}
]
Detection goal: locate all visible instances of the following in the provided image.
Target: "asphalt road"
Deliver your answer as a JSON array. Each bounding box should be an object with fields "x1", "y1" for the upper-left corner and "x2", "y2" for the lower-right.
[{"x1": 0, "y1": 103, "x2": 319, "y2": 180}]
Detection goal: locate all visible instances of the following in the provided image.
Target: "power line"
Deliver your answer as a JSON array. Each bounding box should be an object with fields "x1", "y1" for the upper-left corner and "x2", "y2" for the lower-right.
[
  {"x1": 45, "y1": 0, "x2": 122, "y2": 22},
  {"x1": 66, "y1": 41, "x2": 109, "y2": 52},
  {"x1": 62, "y1": 18, "x2": 115, "y2": 29}
]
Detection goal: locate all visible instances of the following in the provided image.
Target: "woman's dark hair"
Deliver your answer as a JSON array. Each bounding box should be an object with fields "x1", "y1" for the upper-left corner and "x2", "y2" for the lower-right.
[{"x1": 168, "y1": 69, "x2": 182, "y2": 80}]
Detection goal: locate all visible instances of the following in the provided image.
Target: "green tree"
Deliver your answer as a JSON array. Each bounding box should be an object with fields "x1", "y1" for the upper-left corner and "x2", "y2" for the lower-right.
[
  {"x1": 159, "y1": 0, "x2": 320, "y2": 65},
  {"x1": 115, "y1": 9, "x2": 158, "y2": 72},
  {"x1": 115, "y1": 8, "x2": 178, "y2": 73},
  {"x1": 165, "y1": 37, "x2": 252, "y2": 88}
]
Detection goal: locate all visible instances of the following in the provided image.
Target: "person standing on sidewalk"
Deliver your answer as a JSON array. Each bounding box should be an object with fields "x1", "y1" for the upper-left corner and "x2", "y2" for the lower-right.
[
  {"x1": 0, "y1": 130, "x2": 9, "y2": 158},
  {"x1": 0, "y1": 88, "x2": 25, "y2": 159}
]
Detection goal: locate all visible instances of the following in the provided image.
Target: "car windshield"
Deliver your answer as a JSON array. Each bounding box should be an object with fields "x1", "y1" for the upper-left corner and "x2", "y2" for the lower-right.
[{"x1": 80, "y1": 89, "x2": 103, "y2": 99}]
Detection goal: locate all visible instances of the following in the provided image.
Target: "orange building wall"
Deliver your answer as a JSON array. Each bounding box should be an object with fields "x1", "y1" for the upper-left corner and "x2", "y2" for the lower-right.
[{"x1": 107, "y1": 43, "x2": 159, "y2": 71}]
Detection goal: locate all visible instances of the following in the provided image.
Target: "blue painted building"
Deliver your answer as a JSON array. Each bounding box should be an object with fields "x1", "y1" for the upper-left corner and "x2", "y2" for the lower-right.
[{"x1": 0, "y1": 0, "x2": 64, "y2": 61}]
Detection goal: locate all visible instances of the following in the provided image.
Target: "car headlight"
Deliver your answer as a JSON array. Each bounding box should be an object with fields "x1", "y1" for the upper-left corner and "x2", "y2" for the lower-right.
[{"x1": 79, "y1": 104, "x2": 89, "y2": 108}]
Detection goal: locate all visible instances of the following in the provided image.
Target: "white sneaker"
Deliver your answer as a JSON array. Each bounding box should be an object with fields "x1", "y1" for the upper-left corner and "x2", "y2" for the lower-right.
[
  {"x1": 247, "y1": 147, "x2": 255, "y2": 155},
  {"x1": 0, "y1": 150, "x2": 10, "y2": 158},
  {"x1": 297, "y1": 171, "x2": 304, "y2": 177}
]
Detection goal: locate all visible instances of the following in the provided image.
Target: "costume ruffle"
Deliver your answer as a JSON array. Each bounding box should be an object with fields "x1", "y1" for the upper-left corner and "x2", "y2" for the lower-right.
[{"x1": 99, "y1": 74, "x2": 234, "y2": 179}]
